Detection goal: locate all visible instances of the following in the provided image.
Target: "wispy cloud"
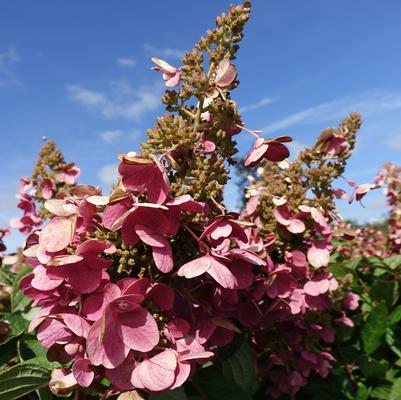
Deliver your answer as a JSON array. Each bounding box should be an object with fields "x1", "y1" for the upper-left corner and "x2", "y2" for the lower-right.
[
  {"x1": 264, "y1": 90, "x2": 401, "y2": 133},
  {"x1": 66, "y1": 80, "x2": 162, "y2": 121},
  {"x1": 98, "y1": 163, "x2": 119, "y2": 186},
  {"x1": 382, "y1": 129, "x2": 401, "y2": 150},
  {"x1": 144, "y1": 44, "x2": 184, "y2": 60},
  {"x1": 99, "y1": 130, "x2": 123, "y2": 144},
  {"x1": 117, "y1": 57, "x2": 136, "y2": 67},
  {"x1": 239, "y1": 97, "x2": 275, "y2": 113},
  {"x1": 0, "y1": 47, "x2": 21, "y2": 87}
]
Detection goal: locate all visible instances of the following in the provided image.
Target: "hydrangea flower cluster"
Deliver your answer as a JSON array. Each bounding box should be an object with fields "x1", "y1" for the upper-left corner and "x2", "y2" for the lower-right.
[
  {"x1": 11, "y1": 140, "x2": 80, "y2": 234},
  {"x1": 337, "y1": 162, "x2": 401, "y2": 258},
  {"x1": 240, "y1": 114, "x2": 365, "y2": 397},
  {"x1": 10, "y1": 2, "x2": 363, "y2": 398}
]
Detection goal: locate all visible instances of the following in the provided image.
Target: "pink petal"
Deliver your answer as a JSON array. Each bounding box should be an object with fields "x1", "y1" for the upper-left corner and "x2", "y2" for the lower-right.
[
  {"x1": 153, "y1": 244, "x2": 174, "y2": 273},
  {"x1": 210, "y1": 221, "x2": 232, "y2": 240},
  {"x1": 178, "y1": 255, "x2": 211, "y2": 279},
  {"x1": 86, "y1": 315, "x2": 129, "y2": 368},
  {"x1": 287, "y1": 218, "x2": 306, "y2": 234},
  {"x1": 165, "y1": 71, "x2": 181, "y2": 87},
  {"x1": 117, "y1": 307, "x2": 159, "y2": 352},
  {"x1": 207, "y1": 258, "x2": 237, "y2": 289},
  {"x1": 147, "y1": 283, "x2": 175, "y2": 311},
  {"x1": 135, "y1": 225, "x2": 167, "y2": 247},
  {"x1": 39, "y1": 217, "x2": 74, "y2": 252},
  {"x1": 105, "y1": 353, "x2": 136, "y2": 391},
  {"x1": 60, "y1": 314, "x2": 91, "y2": 338},
  {"x1": 72, "y1": 359, "x2": 94, "y2": 387},
  {"x1": 307, "y1": 241, "x2": 330, "y2": 268},
  {"x1": 131, "y1": 350, "x2": 177, "y2": 392},
  {"x1": 31, "y1": 265, "x2": 63, "y2": 291},
  {"x1": 167, "y1": 318, "x2": 191, "y2": 339}
]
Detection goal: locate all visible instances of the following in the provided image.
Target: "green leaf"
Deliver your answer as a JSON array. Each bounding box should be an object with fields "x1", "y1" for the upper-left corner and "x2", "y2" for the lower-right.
[
  {"x1": 361, "y1": 301, "x2": 388, "y2": 354},
  {"x1": 390, "y1": 305, "x2": 401, "y2": 324},
  {"x1": 385, "y1": 255, "x2": 401, "y2": 270},
  {"x1": 220, "y1": 336, "x2": 259, "y2": 394},
  {"x1": 345, "y1": 257, "x2": 363, "y2": 270},
  {"x1": 356, "y1": 383, "x2": 371, "y2": 400},
  {"x1": 2, "y1": 312, "x2": 29, "y2": 335},
  {"x1": 0, "y1": 363, "x2": 50, "y2": 400},
  {"x1": 370, "y1": 385, "x2": 392, "y2": 399},
  {"x1": 0, "y1": 332, "x2": 23, "y2": 366},
  {"x1": 18, "y1": 335, "x2": 61, "y2": 370},
  {"x1": 36, "y1": 386, "x2": 54, "y2": 400},
  {"x1": 193, "y1": 365, "x2": 252, "y2": 400},
  {"x1": 370, "y1": 280, "x2": 399, "y2": 308},
  {"x1": 149, "y1": 387, "x2": 187, "y2": 400},
  {"x1": 0, "y1": 268, "x2": 15, "y2": 287},
  {"x1": 357, "y1": 355, "x2": 388, "y2": 378},
  {"x1": 11, "y1": 266, "x2": 32, "y2": 313},
  {"x1": 389, "y1": 379, "x2": 401, "y2": 400},
  {"x1": 385, "y1": 327, "x2": 401, "y2": 358}
]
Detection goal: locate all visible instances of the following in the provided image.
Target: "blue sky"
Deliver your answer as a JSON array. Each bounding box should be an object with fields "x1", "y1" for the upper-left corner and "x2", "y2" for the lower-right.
[{"x1": 1, "y1": 0, "x2": 401, "y2": 250}]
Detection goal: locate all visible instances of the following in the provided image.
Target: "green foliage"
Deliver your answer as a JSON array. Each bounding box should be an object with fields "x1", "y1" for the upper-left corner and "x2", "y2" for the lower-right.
[
  {"x1": 0, "y1": 264, "x2": 58, "y2": 399},
  {"x1": 0, "y1": 363, "x2": 50, "y2": 400},
  {"x1": 300, "y1": 254, "x2": 401, "y2": 399}
]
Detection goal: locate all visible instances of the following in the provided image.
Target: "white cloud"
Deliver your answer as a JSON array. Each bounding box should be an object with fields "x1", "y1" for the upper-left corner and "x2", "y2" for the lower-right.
[
  {"x1": 67, "y1": 80, "x2": 162, "y2": 121},
  {"x1": 99, "y1": 130, "x2": 123, "y2": 144},
  {"x1": 98, "y1": 163, "x2": 119, "y2": 186},
  {"x1": 144, "y1": 44, "x2": 184, "y2": 60},
  {"x1": 0, "y1": 47, "x2": 21, "y2": 87},
  {"x1": 264, "y1": 90, "x2": 401, "y2": 133},
  {"x1": 239, "y1": 97, "x2": 275, "y2": 113},
  {"x1": 117, "y1": 57, "x2": 136, "y2": 67}
]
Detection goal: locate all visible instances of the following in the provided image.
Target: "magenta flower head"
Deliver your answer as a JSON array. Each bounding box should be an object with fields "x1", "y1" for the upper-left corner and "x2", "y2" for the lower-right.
[
  {"x1": 86, "y1": 282, "x2": 159, "y2": 368},
  {"x1": 118, "y1": 153, "x2": 169, "y2": 204},
  {"x1": 315, "y1": 127, "x2": 347, "y2": 155},
  {"x1": 347, "y1": 181, "x2": 380, "y2": 204},
  {"x1": 214, "y1": 57, "x2": 237, "y2": 88},
  {"x1": 244, "y1": 136, "x2": 292, "y2": 167},
  {"x1": 151, "y1": 57, "x2": 181, "y2": 87},
  {"x1": 55, "y1": 164, "x2": 80, "y2": 185}
]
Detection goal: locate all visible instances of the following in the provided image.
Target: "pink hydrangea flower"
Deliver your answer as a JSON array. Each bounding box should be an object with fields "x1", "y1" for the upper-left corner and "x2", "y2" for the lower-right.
[
  {"x1": 151, "y1": 57, "x2": 181, "y2": 87},
  {"x1": 244, "y1": 136, "x2": 292, "y2": 167},
  {"x1": 55, "y1": 164, "x2": 80, "y2": 185},
  {"x1": 178, "y1": 254, "x2": 237, "y2": 289},
  {"x1": 118, "y1": 153, "x2": 169, "y2": 204},
  {"x1": 86, "y1": 282, "x2": 159, "y2": 368}
]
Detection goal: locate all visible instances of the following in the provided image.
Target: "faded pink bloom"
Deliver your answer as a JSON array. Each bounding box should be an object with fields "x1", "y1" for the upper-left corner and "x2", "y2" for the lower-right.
[
  {"x1": 303, "y1": 272, "x2": 338, "y2": 296},
  {"x1": 214, "y1": 58, "x2": 237, "y2": 88},
  {"x1": 343, "y1": 292, "x2": 360, "y2": 310},
  {"x1": 307, "y1": 240, "x2": 331, "y2": 268},
  {"x1": 178, "y1": 254, "x2": 237, "y2": 289},
  {"x1": 273, "y1": 204, "x2": 305, "y2": 234},
  {"x1": 55, "y1": 164, "x2": 80, "y2": 185},
  {"x1": 200, "y1": 214, "x2": 248, "y2": 244},
  {"x1": 118, "y1": 153, "x2": 169, "y2": 204},
  {"x1": 39, "y1": 216, "x2": 75, "y2": 253},
  {"x1": 72, "y1": 358, "x2": 95, "y2": 387},
  {"x1": 315, "y1": 128, "x2": 347, "y2": 155},
  {"x1": 332, "y1": 188, "x2": 347, "y2": 200},
  {"x1": 19, "y1": 176, "x2": 33, "y2": 193},
  {"x1": 244, "y1": 136, "x2": 292, "y2": 167},
  {"x1": 40, "y1": 178, "x2": 56, "y2": 200},
  {"x1": 86, "y1": 283, "x2": 159, "y2": 368},
  {"x1": 348, "y1": 181, "x2": 380, "y2": 204},
  {"x1": 266, "y1": 264, "x2": 297, "y2": 299},
  {"x1": 151, "y1": 57, "x2": 181, "y2": 87}
]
